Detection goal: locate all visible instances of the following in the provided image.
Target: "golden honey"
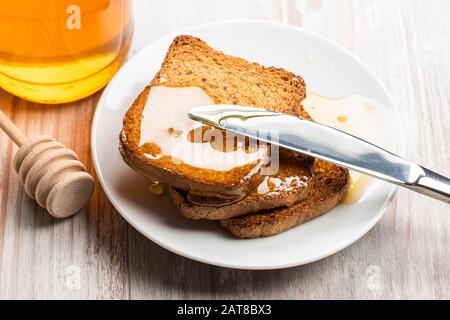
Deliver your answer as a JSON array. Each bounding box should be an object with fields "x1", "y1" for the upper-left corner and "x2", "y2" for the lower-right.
[
  {"x1": 0, "y1": 0, "x2": 133, "y2": 104},
  {"x1": 303, "y1": 92, "x2": 397, "y2": 204}
]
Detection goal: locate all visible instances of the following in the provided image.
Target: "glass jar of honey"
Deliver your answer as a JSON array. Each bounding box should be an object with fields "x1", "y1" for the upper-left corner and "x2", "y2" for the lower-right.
[{"x1": 0, "y1": 0, "x2": 133, "y2": 104}]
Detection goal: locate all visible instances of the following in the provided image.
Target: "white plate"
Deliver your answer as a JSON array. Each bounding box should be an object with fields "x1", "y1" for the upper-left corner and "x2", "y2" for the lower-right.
[{"x1": 91, "y1": 21, "x2": 405, "y2": 270}]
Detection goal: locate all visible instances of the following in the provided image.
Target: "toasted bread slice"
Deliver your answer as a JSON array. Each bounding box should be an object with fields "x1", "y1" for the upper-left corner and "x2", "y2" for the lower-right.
[
  {"x1": 220, "y1": 160, "x2": 350, "y2": 238},
  {"x1": 120, "y1": 35, "x2": 307, "y2": 198},
  {"x1": 168, "y1": 150, "x2": 315, "y2": 220}
]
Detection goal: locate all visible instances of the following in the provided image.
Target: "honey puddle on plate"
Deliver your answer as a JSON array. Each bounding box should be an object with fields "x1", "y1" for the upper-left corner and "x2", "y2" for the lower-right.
[{"x1": 303, "y1": 93, "x2": 396, "y2": 204}]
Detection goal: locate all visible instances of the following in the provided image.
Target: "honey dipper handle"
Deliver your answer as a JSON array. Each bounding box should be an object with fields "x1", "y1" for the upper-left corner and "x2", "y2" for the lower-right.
[{"x1": 0, "y1": 109, "x2": 27, "y2": 146}]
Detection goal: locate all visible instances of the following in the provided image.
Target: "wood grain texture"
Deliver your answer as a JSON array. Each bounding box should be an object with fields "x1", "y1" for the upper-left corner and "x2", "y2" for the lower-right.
[{"x1": 0, "y1": 0, "x2": 448, "y2": 299}]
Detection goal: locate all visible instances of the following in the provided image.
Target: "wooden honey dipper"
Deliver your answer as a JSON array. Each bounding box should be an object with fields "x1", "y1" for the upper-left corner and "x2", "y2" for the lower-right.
[{"x1": 0, "y1": 109, "x2": 95, "y2": 218}]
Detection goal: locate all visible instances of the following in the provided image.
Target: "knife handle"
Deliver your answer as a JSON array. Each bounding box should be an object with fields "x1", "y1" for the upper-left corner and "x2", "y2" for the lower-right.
[{"x1": 408, "y1": 167, "x2": 450, "y2": 203}]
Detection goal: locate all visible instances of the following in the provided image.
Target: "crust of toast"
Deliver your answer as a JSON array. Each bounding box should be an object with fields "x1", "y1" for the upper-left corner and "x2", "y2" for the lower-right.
[
  {"x1": 168, "y1": 151, "x2": 315, "y2": 220},
  {"x1": 219, "y1": 160, "x2": 350, "y2": 238},
  {"x1": 120, "y1": 35, "x2": 308, "y2": 197}
]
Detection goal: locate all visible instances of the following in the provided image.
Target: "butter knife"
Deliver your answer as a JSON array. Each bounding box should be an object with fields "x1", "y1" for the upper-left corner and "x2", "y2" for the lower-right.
[{"x1": 189, "y1": 105, "x2": 450, "y2": 203}]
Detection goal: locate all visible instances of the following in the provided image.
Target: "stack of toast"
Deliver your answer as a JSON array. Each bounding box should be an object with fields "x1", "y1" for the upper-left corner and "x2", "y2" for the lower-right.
[{"x1": 120, "y1": 35, "x2": 349, "y2": 238}]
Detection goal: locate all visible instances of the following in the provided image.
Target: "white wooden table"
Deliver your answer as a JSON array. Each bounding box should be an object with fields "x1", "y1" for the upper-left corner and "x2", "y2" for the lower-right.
[{"x1": 0, "y1": 0, "x2": 448, "y2": 299}]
